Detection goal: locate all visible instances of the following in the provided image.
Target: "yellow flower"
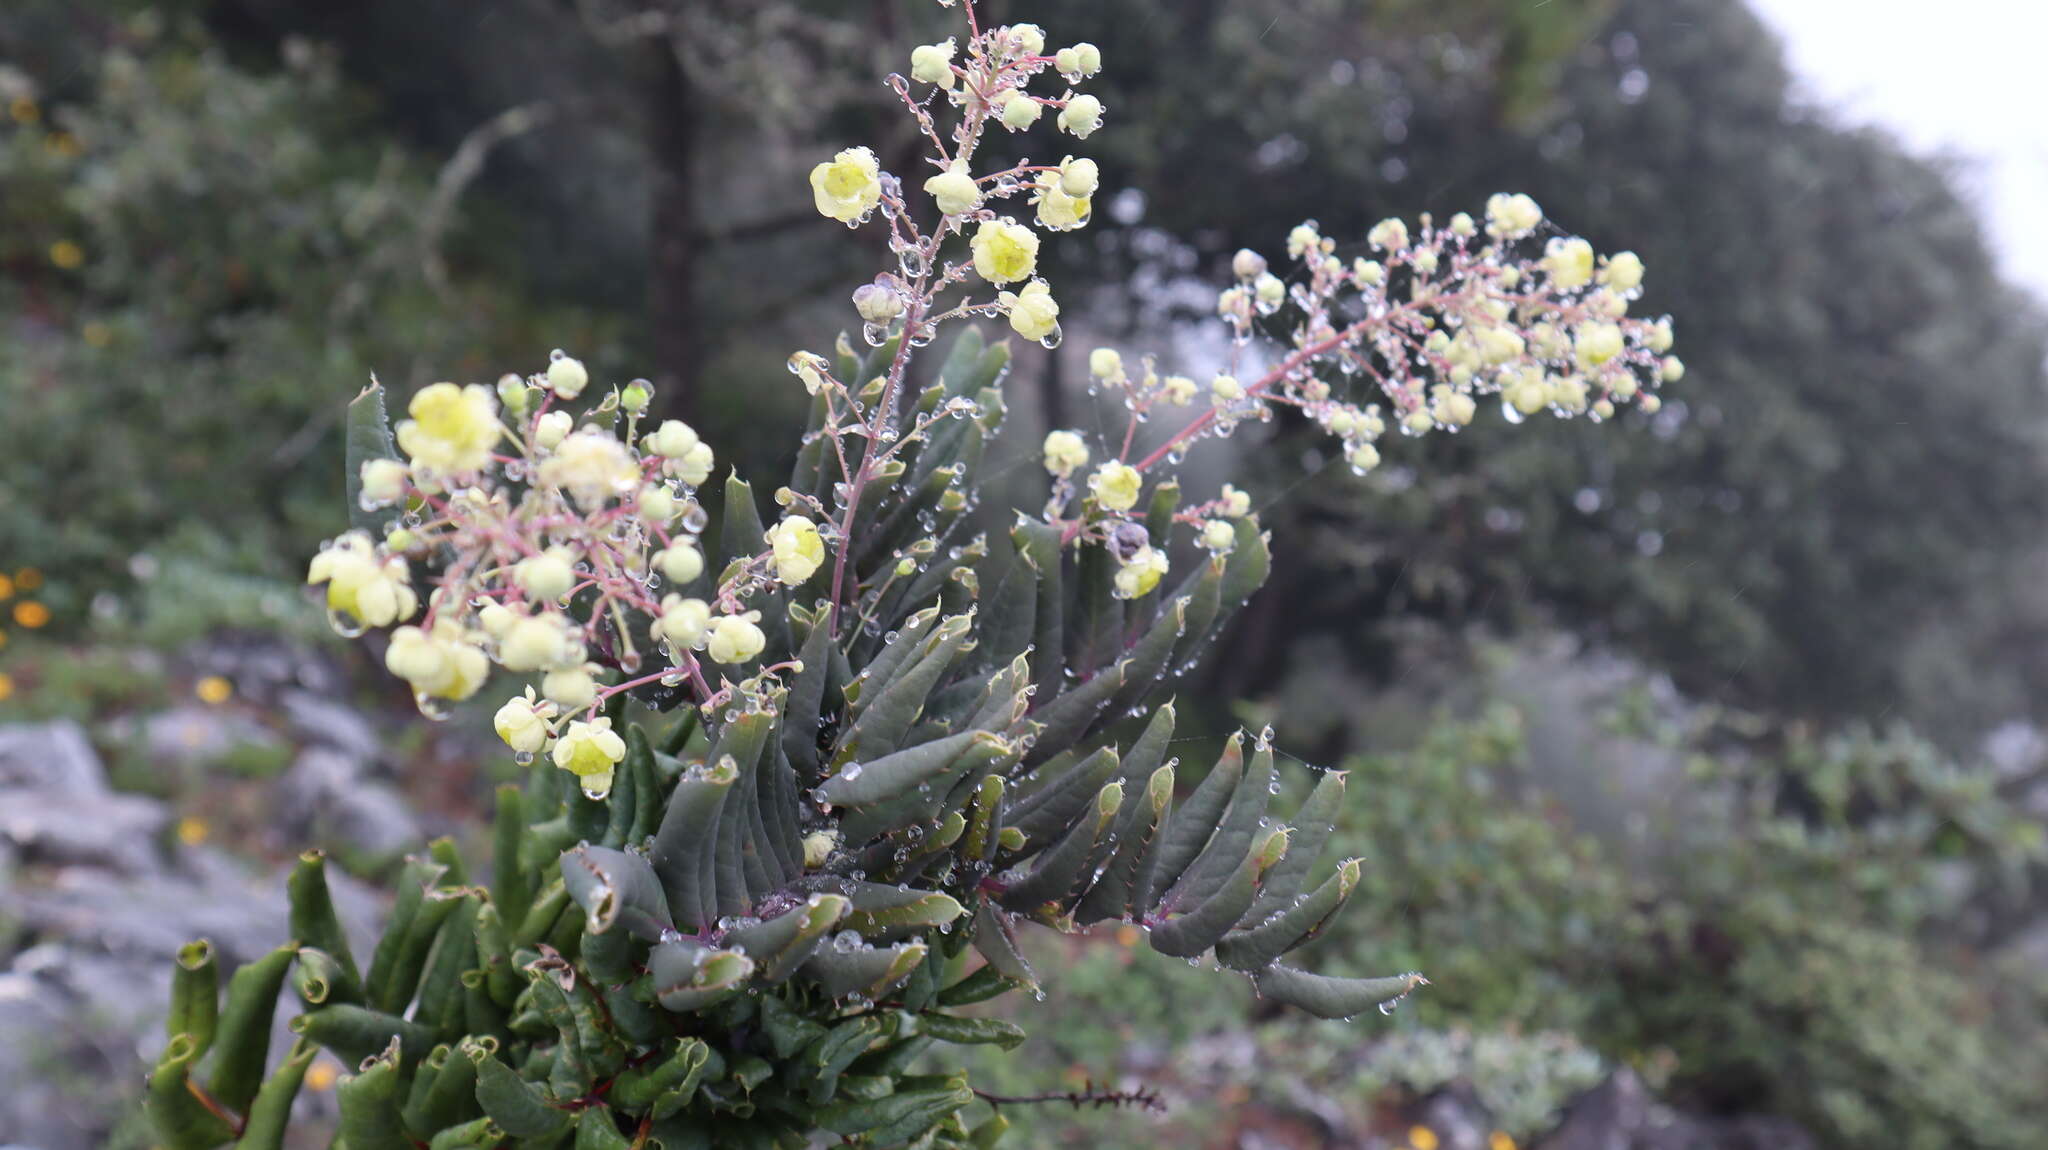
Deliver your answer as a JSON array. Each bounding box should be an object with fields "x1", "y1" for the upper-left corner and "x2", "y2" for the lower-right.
[
  {"x1": 176, "y1": 816, "x2": 209, "y2": 846},
  {"x1": 674, "y1": 442, "x2": 715, "y2": 487},
  {"x1": 1573, "y1": 321, "x2": 1625, "y2": 368},
  {"x1": 1210, "y1": 374, "x2": 1244, "y2": 407},
  {"x1": 552, "y1": 717, "x2": 626, "y2": 796},
  {"x1": 1113, "y1": 546, "x2": 1168, "y2": 599},
  {"x1": 924, "y1": 166, "x2": 982, "y2": 216},
  {"x1": 1033, "y1": 181, "x2": 1090, "y2": 231},
  {"x1": 385, "y1": 623, "x2": 489, "y2": 701},
  {"x1": 971, "y1": 220, "x2": 1040, "y2": 285},
  {"x1": 1002, "y1": 280, "x2": 1060, "y2": 342},
  {"x1": 1543, "y1": 237, "x2": 1596, "y2": 289},
  {"x1": 13, "y1": 601, "x2": 50, "y2": 629},
  {"x1": 1055, "y1": 43, "x2": 1102, "y2": 79},
  {"x1": 1601, "y1": 250, "x2": 1645, "y2": 292},
  {"x1": 1088, "y1": 461, "x2": 1142, "y2": 512},
  {"x1": 766, "y1": 516, "x2": 826, "y2": 586},
  {"x1": 195, "y1": 676, "x2": 233, "y2": 705},
  {"x1": 706, "y1": 612, "x2": 767, "y2": 665},
  {"x1": 306, "y1": 531, "x2": 418, "y2": 628},
  {"x1": 48, "y1": 240, "x2": 83, "y2": 269},
  {"x1": 396, "y1": 383, "x2": 500, "y2": 474},
  {"x1": 494, "y1": 688, "x2": 556, "y2": 753},
  {"x1": 1485, "y1": 192, "x2": 1543, "y2": 237},
  {"x1": 538, "y1": 429, "x2": 639, "y2": 508},
  {"x1": 1089, "y1": 348, "x2": 1124, "y2": 382},
  {"x1": 810, "y1": 146, "x2": 883, "y2": 224},
  {"x1": 1348, "y1": 442, "x2": 1383, "y2": 472},
  {"x1": 1042, "y1": 430, "x2": 1090, "y2": 478},
  {"x1": 1409, "y1": 1125, "x2": 1440, "y2": 1150},
  {"x1": 1367, "y1": 217, "x2": 1409, "y2": 251},
  {"x1": 546, "y1": 354, "x2": 589, "y2": 399}
]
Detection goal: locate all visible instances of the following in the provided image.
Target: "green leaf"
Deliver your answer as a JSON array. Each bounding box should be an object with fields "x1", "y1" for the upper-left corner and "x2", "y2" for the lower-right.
[
  {"x1": 1251, "y1": 965, "x2": 1428, "y2": 1020},
  {"x1": 345, "y1": 381, "x2": 400, "y2": 534},
  {"x1": 649, "y1": 943, "x2": 755, "y2": 1012},
  {"x1": 144, "y1": 1032, "x2": 235, "y2": 1150},
  {"x1": 562, "y1": 844, "x2": 674, "y2": 940},
  {"x1": 232, "y1": 1037, "x2": 317, "y2": 1150},
  {"x1": 337, "y1": 1037, "x2": 411, "y2": 1150},
  {"x1": 816, "y1": 729, "x2": 985, "y2": 807},
  {"x1": 472, "y1": 1046, "x2": 572, "y2": 1138},
  {"x1": 1217, "y1": 857, "x2": 1362, "y2": 971},
  {"x1": 289, "y1": 1004, "x2": 437, "y2": 1071},
  {"x1": 1146, "y1": 732, "x2": 1244, "y2": 905},
  {"x1": 168, "y1": 939, "x2": 219, "y2": 1058},
  {"x1": 722, "y1": 893, "x2": 850, "y2": 984},
  {"x1": 650, "y1": 758, "x2": 739, "y2": 932},
  {"x1": 1167, "y1": 737, "x2": 1275, "y2": 910},
  {"x1": 802, "y1": 940, "x2": 928, "y2": 1001},
  {"x1": 917, "y1": 1013, "x2": 1028, "y2": 1051},
  {"x1": 1148, "y1": 844, "x2": 1263, "y2": 958},
  {"x1": 200, "y1": 941, "x2": 296, "y2": 1113},
  {"x1": 1250, "y1": 769, "x2": 1347, "y2": 917},
  {"x1": 287, "y1": 850, "x2": 362, "y2": 997}
]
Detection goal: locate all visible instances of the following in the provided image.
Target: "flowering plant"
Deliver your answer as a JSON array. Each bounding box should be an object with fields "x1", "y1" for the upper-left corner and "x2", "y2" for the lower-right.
[{"x1": 149, "y1": 2, "x2": 1676, "y2": 1146}]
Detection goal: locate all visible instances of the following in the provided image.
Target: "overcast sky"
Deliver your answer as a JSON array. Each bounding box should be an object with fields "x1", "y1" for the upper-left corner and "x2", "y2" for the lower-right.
[{"x1": 1745, "y1": 0, "x2": 2048, "y2": 303}]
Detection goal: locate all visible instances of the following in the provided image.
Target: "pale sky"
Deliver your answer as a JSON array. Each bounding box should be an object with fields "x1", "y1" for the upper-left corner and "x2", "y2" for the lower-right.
[{"x1": 1744, "y1": 0, "x2": 2048, "y2": 303}]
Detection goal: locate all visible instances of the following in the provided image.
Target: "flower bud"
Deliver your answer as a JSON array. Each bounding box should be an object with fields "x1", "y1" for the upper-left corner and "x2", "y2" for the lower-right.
[
  {"x1": 1005, "y1": 23, "x2": 1046, "y2": 56},
  {"x1": 547, "y1": 354, "x2": 589, "y2": 399},
  {"x1": 1211, "y1": 374, "x2": 1244, "y2": 406},
  {"x1": 1057, "y1": 94, "x2": 1104, "y2": 139},
  {"x1": 1367, "y1": 217, "x2": 1409, "y2": 251},
  {"x1": 1200, "y1": 520, "x2": 1237, "y2": 554},
  {"x1": 853, "y1": 282, "x2": 907, "y2": 325},
  {"x1": 1254, "y1": 273, "x2": 1285, "y2": 307},
  {"x1": 1054, "y1": 42, "x2": 1102, "y2": 79},
  {"x1": 660, "y1": 539, "x2": 703, "y2": 584},
  {"x1": 1218, "y1": 484, "x2": 1252, "y2": 518},
  {"x1": 654, "y1": 595, "x2": 711, "y2": 650},
  {"x1": 910, "y1": 39, "x2": 956, "y2": 87},
  {"x1": 496, "y1": 373, "x2": 531, "y2": 417},
  {"x1": 639, "y1": 484, "x2": 677, "y2": 524},
  {"x1": 999, "y1": 91, "x2": 1043, "y2": 130},
  {"x1": 1232, "y1": 248, "x2": 1268, "y2": 280},
  {"x1": 535, "y1": 410, "x2": 573, "y2": 449},
  {"x1": 514, "y1": 547, "x2": 577, "y2": 603},
  {"x1": 645, "y1": 419, "x2": 701, "y2": 459},
  {"x1": 359, "y1": 458, "x2": 408, "y2": 508},
  {"x1": 923, "y1": 166, "x2": 982, "y2": 216},
  {"x1": 1112, "y1": 546, "x2": 1169, "y2": 599},
  {"x1": 500, "y1": 613, "x2": 572, "y2": 672},
  {"x1": 542, "y1": 665, "x2": 599, "y2": 711},
  {"x1": 619, "y1": 380, "x2": 652, "y2": 413},
  {"x1": 1089, "y1": 348, "x2": 1124, "y2": 381},
  {"x1": 1057, "y1": 155, "x2": 1099, "y2": 198},
  {"x1": 1600, "y1": 250, "x2": 1645, "y2": 292}
]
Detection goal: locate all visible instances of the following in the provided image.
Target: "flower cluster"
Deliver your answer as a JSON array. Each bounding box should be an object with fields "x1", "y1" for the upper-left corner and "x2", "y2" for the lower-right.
[
  {"x1": 1035, "y1": 196, "x2": 1679, "y2": 596},
  {"x1": 306, "y1": 353, "x2": 831, "y2": 797},
  {"x1": 805, "y1": 14, "x2": 1106, "y2": 351}
]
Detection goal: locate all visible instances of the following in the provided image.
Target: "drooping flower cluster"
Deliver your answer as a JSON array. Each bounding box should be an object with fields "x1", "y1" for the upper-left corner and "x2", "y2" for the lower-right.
[
  {"x1": 306, "y1": 352, "x2": 830, "y2": 796},
  {"x1": 1034, "y1": 195, "x2": 1680, "y2": 597}
]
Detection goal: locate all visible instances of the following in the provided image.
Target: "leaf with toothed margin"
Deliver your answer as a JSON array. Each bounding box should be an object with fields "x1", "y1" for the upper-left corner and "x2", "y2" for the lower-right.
[
  {"x1": 345, "y1": 381, "x2": 400, "y2": 535},
  {"x1": 1252, "y1": 965, "x2": 1429, "y2": 1020}
]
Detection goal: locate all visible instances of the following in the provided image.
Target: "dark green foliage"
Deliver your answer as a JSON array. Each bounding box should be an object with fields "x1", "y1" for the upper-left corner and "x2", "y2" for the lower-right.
[{"x1": 148, "y1": 328, "x2": 1398, "y2": 1147}]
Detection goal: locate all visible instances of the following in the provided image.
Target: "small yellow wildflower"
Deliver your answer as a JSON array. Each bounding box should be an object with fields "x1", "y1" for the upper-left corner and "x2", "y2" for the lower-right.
[
  {"x1": 810, "y1": 146, "x2": 883, "y2": 224},
  {"x1": 970, "y1": 220, "x2": 1040, "y2": 285},
  {"x1": 195, "y1": 676, "x2": 233, "y2": 705}
]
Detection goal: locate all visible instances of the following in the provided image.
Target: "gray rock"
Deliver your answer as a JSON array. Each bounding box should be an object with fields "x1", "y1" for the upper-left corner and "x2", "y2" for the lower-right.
[
  {"x1": 277, "y1": 688, "x2": 381, "y2": 761},
  {"x1": 0, "y1": 721, "x2": 109, "y2": 796},
  {"x1": 275, "y1": 747, "x2": 423, "y2": 861},
  {"x1": 107, "y1": 704, "x2": 287, "y2": 771},
  {"x1": 0, "y1": 787, "x2": 168, "y2": 874}
]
